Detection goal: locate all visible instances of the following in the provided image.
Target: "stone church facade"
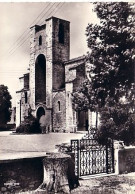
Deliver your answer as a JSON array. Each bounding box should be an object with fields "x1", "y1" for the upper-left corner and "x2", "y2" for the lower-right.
[{"x1": 16, "y1": 16, "x2": 96, "y2": 132}]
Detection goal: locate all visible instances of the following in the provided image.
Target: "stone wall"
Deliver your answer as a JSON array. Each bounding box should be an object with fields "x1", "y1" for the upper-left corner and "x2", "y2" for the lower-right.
[
  {"x1": 73, "y1": 63, "x2": 85, "y2": 92},
  {"x1": 29, "y1": 25, "x2": 36, "y2": 111},
  {"x1": 0, "y1": 158, "x2": 43, "y2": 193},
  {"x1": 52, "y1": 17, "x2": 70, "y2": 90},
  {"x1": 16, "y1": 92, "x2": 21, "y2": 127},
  {"x1": 65, "y1": 83, "x2": 75, "y2": 132},
  {"x1": 16, "y1": 90, "x2": 30, "y2": 127},
  {"x1": 53, "y1": 90, "x2": 66, "y2": 132},
  {"x1": 45, "y1": 18, "x2": 53, "y2": 109},
  {"x1": 118, "y1": 147, "x2": 135, "y2": 174}
]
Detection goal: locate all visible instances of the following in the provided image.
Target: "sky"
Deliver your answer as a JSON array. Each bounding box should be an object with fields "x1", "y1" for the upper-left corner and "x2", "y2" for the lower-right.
[{"x1": 0, "y1": 2, "x2": 99, "y2": 106}]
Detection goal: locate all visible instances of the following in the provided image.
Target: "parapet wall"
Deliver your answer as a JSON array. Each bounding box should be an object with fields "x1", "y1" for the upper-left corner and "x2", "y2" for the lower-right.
[
  {"x1": 118, "y1": 147, "x2": 135, "y2": 174},
  {"x1": 0, "y1": 157, "x2": 43, "y2": 193},
  {"x1": 114, "y1": 141, "x2": 135, "y2": 175}
]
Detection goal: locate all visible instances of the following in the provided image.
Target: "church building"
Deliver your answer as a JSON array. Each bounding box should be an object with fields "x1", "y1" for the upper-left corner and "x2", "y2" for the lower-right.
[{"x1": 16, "y1": 16, "x2": 97, "y2": 133}]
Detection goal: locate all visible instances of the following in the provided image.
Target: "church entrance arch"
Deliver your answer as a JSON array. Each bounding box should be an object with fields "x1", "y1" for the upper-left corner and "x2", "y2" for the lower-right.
[
  {"x1": 35, "y1": 54, "x2": 46, "y2": 103},
  {"x1": 36, "y1": 107, "x2": 45, "y2": 120},
  {"x1": 36, "y1": 107, "x2": 46, "y2": 133}
]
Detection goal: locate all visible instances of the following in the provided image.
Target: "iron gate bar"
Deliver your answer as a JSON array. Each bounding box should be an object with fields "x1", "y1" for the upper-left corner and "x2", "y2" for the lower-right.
[
  {"x1": 71, "y1": 139, "x2": 79, "y2": 176},
  {"x1": 71, "y1": 134, "x2": 115, "y2": 177}
]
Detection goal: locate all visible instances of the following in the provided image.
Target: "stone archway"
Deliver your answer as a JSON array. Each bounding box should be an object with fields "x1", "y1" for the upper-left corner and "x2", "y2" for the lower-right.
[
  {"x1": 35, "y1": 54, "x2": 46, "y2": 103},
  {"x1": 36, "y1": 107, "x2": 45, "y2": 120},
  {"x1": 36, "y1": 107, "x2": 46, "y2": 133}
]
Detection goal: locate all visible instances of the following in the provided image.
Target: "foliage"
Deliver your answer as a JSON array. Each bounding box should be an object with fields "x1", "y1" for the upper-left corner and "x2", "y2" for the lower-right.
[
  {"x1": 16, "y1": 114, "x2": 41, "y2": 134},
  {"x1": 72, "y1": 2, "x2": 135, "y2": 145},
  {"x1": 0, "y1": 85, "x2": 12, "y2": 124}
]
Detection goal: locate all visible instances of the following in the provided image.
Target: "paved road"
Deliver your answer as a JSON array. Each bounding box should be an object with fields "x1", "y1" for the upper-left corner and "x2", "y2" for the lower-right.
[{"x1": 0, "y1": 131, "x2": 84, "y2": 160}]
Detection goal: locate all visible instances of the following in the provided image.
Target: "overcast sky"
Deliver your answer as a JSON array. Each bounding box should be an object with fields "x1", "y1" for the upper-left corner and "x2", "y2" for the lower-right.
[{"x1": 0, "y1": 2, "x2": 99, "y2": 106}]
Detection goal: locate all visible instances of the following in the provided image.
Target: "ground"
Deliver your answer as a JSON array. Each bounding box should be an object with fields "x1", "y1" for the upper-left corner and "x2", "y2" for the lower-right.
[
  {"x1": 21, "y1": 173, "x2": 135, "y2": 194},
  {"x1": 0, "y1": 131, "x2": 84, "y2": 160},
  {"x1": 72, "y1": 173, "x2": 135, "y2": 194},
  {"x1": 1, "y1": 131, "x2": 135, "y2": 194}
]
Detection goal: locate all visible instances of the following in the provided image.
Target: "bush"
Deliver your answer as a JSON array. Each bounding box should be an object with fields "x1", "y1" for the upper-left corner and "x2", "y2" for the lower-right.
[
  {"x1": 16, "y1": 115, "x2": 41, "y2": 134},
  {"x1": 96, "y1": 113, "x2": 135, "y2": 146}
]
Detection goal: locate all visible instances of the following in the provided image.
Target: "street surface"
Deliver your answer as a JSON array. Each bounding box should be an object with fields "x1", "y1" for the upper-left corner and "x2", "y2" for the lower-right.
[{"x1": 0, "y1": 131, "x2": 84, "y2": 160}]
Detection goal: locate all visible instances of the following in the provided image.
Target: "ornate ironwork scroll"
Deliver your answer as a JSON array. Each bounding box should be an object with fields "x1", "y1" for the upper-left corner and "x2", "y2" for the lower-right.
[
  {"x1": 71, "y1": 130, "x2": 114, "y2": 177},
  {"x1": 71, "y1": 139, "x2": 79, "y2": 176}
]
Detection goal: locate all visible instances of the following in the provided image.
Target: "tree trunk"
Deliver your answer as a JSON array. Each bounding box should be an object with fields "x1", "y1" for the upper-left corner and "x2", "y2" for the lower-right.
[{"x1": 37, "y1": 153, "x2": 79, "y2": 193}]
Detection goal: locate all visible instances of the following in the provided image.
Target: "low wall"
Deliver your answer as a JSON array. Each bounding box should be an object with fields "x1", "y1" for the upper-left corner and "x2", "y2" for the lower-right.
[
  {"x1": 0, "y1": 157, "x2": 44, "y2": 193},
  {"x1": 118, "y1": 147, "x2": 135, "y2": 174}
]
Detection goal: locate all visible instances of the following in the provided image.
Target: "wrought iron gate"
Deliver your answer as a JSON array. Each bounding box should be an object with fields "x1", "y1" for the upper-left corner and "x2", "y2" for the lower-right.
[{"x1": 71, "y1": 132, "x2": 114, "y2": 177}]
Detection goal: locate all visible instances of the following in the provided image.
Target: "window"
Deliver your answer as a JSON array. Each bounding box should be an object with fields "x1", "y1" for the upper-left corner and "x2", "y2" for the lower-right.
[
  {"x1": 58, "y1": 23, "x2": 64, "y2": 44},
  {"x1": 58, "y1": 101, "x2": 60, "y2": 111},
  {"x1": 25, "y1": 92, "x2": 28, "y2": 104},
  {"x1": 39, "y1": 35, "x2": 42, "y2": 46}
]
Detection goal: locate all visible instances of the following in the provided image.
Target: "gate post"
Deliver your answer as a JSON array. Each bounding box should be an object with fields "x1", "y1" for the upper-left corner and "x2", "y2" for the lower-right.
[
  {"x1": 113, "y1": 141, "x2": 124, "y2": 174},
  {"x1": 106, "y1": 144, "x2": 109, "y2": 174},
  {"x1": 78, "y1": 139, "x2": 80, "y2": 177},
  {"x1": 71, "y1": 140, "x2": 79, "y2": 177}
]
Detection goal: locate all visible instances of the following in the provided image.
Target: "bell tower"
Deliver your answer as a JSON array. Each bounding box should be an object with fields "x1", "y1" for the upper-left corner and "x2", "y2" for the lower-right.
[
  {"x1": 47, "y1": 17, "x2": 70, "y2": 90},
  {"x1": 28, "y1": 17, "x2": 70, "y2": 131}
]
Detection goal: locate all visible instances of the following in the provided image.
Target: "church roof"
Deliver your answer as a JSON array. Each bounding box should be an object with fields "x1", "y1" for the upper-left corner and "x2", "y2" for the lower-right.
[{"x1": 64, "y1": 55, "x2": 86, "y2": 70}]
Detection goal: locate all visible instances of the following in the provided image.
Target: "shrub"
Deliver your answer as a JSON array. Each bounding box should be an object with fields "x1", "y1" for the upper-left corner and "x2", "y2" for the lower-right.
[{"x1": 16, "y1": 115, "x2": 41, "y2": 134}]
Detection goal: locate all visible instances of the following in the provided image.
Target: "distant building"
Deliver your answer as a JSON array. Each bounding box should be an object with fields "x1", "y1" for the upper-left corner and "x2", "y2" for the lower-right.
[
  {"x1": 8, "y1": 107, "x2": 16, "y2": 124},
  {"x1": 16, "y1": 16, "x2": 97, "y2": 132}
]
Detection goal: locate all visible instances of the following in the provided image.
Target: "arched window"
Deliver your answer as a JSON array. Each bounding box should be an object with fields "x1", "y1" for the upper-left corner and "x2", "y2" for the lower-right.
[
  {"x1": 58, "y1": 101, "x2": 60, "y2": 111},
  {"x1": 58, "y1": 23, "x2": 64, "y2": 44},
  {"x1": 39, "y1": 35, "x2": 42, "y2": 46}
]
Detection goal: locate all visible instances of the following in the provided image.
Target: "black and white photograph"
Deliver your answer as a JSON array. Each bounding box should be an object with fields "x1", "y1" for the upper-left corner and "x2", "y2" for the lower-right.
[{"x1": 0, "y1": 1, "x2": 135, "y2": 193}]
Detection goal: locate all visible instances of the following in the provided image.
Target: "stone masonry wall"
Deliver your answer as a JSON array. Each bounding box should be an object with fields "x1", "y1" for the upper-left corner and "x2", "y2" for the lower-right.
[
  {"x1": 29, "y1": 26, "x2": 36, "y2": 111},
  {"x1": 45, "y1": 19, "x2": 53, "y2": 108},
  {"x1": 0, "y1": 158, "x2": 43, "y2": 193},
  {"x1": 73, "y1": 63, "x2": 85, "y2": 92},
  {"x1": 52, "y1": 90, "x2": 66, "y2": 132},
  {"x1": 52, "y1": 17, "x2": 70, "y2": 90},
  {"x1": 65, "y1": 83, "x2": 75, "y2": 132},
  {"x1": 16, "y1": 92, "x2": 21, "y2": 127},
  {"x1": 29, "y1": 20, "x2": 53, "y2": 111},
  {"x1": 118, "y1": 148, "x2": 135, "y2": 174}
]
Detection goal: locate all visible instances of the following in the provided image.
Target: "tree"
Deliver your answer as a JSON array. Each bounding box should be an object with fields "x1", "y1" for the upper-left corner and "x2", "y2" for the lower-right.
[
  {"x1": 72, "y1": 2, "x2": 135, "y2": 145},
  {"x1": 0, "y1": 85, "x2": 12, "y2": 125}
]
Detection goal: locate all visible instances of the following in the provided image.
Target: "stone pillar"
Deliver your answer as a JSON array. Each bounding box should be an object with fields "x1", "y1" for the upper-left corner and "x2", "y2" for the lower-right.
[
  {"x1": 16, "y1": 92, "x2": 21, "y2": 127},
  {"x1": 29, "y1": 26, "x2": 36, "y2": 111},
  {"x1": 46, "y1": 19, "x2": 53, "y2": 109},
  {"x1": 66, "y1": 83, "x2": 74, "y2": 132},
  {"x1": 114, "y1": 140, "x2": 124, "y2": 174},
  {"x1": 37, "y1": 153, "x2": 79, "y2": 193}
]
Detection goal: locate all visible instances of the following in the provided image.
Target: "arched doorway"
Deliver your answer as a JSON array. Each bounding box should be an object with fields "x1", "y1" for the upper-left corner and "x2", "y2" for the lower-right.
[
  {"x1": 35, "y1": 54, "x2": 46, "y2": 103},
  {"x1": 77, "y1": 111, "x2": 88, "y2": 131},
  {"x1": 37, "y1": 107, "x2": 46, "y2": 133},
  {"x1": 36, "y1": 107, "x2": 45, "y2": 120}
]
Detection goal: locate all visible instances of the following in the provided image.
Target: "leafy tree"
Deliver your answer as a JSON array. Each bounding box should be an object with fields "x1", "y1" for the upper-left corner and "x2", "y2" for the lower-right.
[
  {"x1": 72, "y1": 2, "x2": 135, "y2": 145},
  {"x1": 0, "y1": 85, "x2": 12, "y2": 125}
]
